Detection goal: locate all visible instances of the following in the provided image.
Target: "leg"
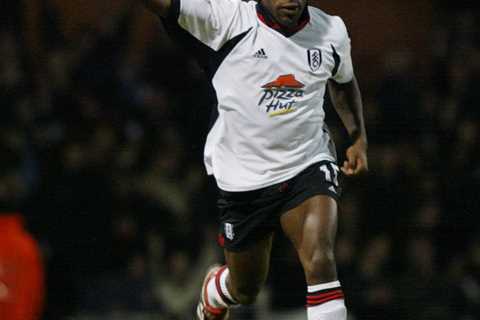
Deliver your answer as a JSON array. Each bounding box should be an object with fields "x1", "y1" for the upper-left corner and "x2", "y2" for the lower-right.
[
  {"x1": 280, "y1": 195, "x2": 346, "y2": 320},
  {"x1": 197, "y1": 233, "x2": 274, "y2": 319},
  {"x1": 280, "y1": 195, "x2": 338, "y2": 284},
  {"x1": 225, "y1": 233, "x2": 273, "y2": 305},
  {"x1": 197, "y1": 182, "x2": 282, "y2": 319}
]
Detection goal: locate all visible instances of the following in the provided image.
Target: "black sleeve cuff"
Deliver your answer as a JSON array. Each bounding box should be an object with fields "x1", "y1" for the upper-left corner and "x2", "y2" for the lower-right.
[{"x1": 330, "y1": 44, "x2": 340, "y2": 78}]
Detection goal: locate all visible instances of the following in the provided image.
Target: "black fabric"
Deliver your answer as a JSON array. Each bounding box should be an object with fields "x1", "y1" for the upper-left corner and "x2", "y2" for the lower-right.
[
  {"x1": 205, "y1": 28, "x2": 252, "y2": 128},
  {"x1": 217, "y1": 161, "x2": 342, "y2": 251},
  {"x1": 205, "y1": 29, "x2": 252, "y2": 80},
  {"x1": 161, "y1": 8, "x2": 252, "y2": 130},
  {"x1": 160, "y1": 12, "x2": 213, "y2": 72},
  {"x1": 161, "y1": 0, "x2": 252, "y2": 77},
  {"x1": 331, "y1": 44, "x2": 341, "y2": 78}
]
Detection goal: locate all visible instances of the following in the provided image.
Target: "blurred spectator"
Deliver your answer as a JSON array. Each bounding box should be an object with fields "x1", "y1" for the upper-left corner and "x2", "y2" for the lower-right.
[
  {"x1": 0, "y1": 214, "x2": 44, "y2": 320},
  {"x1": 153, "y1": 228, "x2": 220, "y2": 319},
  {"x1": 0, "y1": 138, "x2": 44, "y2": 320}
]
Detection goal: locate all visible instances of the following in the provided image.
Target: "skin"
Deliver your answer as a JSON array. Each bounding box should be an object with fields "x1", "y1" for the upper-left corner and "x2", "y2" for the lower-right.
[
  {"x1": 143, "y1": 0, "x2": 308, "y2": 29},
  {"x1": 224, "y1": 235, "x2": 274, "y2": 305},
  {"x1": 222, "y1": 76, "x2": 368, "y2": 315},
  {"x1": 328, "y1": 77, "x2": 369, "y2": 176},
  {"x1": 224, "y1": 194, "x2": 339, "y2": 308},
  {"x1": 222, "y1": 77, "x2": 368, "y2": 305},
  {"x1": 281, "y1": 195, "x2": 339, "y2": 284},
  {"x1": 143, "y1": 0, "x2": 369, "y2": 316},
  {"x1": 260, "y1": 0, "x2": 307, "y2": 28}
]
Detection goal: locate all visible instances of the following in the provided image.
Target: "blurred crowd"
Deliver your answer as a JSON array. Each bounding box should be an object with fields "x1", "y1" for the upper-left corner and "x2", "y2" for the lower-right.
[{"x1": 1, "y1": 1, "x2": 479, "y2": 320}]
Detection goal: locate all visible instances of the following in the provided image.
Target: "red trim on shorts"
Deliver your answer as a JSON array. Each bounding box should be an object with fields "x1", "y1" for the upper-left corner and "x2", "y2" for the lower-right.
[{"x1": 217, "y1": 233, "x2": 225, "y2": 247}]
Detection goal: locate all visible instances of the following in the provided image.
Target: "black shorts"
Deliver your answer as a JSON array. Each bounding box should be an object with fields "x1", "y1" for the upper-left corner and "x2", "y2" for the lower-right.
[{"x1": 217, "y1": 160, "x2": 341, "y2": 251}]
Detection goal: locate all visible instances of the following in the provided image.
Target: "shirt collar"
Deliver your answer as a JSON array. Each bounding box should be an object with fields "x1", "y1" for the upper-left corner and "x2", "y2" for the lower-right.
[{"x1": 256, "y1": 2, "x2": 310, "y2": 37}]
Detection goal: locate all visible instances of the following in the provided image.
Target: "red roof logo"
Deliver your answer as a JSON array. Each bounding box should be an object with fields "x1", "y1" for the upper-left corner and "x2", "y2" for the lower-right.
[{"x1": 262, "y1": 74, "x2": 305, "y2": 89}]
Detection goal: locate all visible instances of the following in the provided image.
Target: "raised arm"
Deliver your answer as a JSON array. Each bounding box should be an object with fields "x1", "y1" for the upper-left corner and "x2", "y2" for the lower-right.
[
  {"x1": 142, "y1": 0, "x2": 172, "y2": 17},
  {"x1": 328, "y1": 76, "x2": 368, "y2": 176}
]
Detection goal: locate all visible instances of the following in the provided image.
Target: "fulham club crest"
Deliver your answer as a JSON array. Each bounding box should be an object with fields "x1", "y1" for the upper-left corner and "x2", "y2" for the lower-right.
[{"x1": 307, "y1": 48, "x2": 322, "y2": 72}]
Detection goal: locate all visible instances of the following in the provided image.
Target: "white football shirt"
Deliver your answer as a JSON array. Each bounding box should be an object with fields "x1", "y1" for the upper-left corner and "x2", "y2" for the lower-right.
[{"x1": 169, "y1": 0, "x2": 354, "y2": 191}]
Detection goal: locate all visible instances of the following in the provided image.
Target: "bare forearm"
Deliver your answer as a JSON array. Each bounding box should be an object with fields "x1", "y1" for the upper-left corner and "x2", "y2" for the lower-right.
[
  {"x1": 328, "y1": 76, "x2": 367, "y2": 146},
  {"x1": 142, "y1": 0, "x2": 171, "y2": 17}
]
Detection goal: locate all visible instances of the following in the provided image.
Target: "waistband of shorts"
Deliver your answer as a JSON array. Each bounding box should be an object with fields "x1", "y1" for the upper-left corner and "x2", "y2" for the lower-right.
[{"x1": 218, "y1": 160, "x2": 335, "y2": 198}]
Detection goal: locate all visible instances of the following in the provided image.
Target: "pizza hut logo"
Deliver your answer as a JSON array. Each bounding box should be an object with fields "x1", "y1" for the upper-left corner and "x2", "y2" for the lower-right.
[{"x1": 258, "y1": 74, "x2": 305, "y2": 116}]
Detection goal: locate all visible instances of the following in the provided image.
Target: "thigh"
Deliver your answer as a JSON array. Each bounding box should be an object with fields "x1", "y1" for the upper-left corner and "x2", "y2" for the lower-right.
[
  {"x1": 224, "y1": 233, "x2": 274, "y2": 290},
  {"x1": 280, "y1": 195, "x2": 338, "y2": 277}
]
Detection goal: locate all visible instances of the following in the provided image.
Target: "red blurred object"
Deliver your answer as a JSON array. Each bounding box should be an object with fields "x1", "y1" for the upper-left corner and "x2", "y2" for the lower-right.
[{"x1": 0, "y1": 214, "x2": 44, "y2": 320}]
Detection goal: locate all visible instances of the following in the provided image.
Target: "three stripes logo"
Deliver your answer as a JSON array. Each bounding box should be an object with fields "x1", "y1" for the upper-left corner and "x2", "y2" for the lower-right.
[{"x1": 253, "y1": 48, "x2": 268, "y2": 59}]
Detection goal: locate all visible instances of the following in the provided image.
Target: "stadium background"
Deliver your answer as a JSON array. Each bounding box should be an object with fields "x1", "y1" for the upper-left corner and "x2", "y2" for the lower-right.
[{"x1": 1, "y1": 0, "x2": 479, "y2": 319}]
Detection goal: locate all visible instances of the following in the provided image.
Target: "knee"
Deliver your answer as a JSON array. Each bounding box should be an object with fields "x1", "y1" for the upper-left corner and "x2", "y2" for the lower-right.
[
  {"x1": 303, "y1": 241, "x2": 336, "y2": 280},
  {"x1": 231, "y1": 284, "x2": 262, "y2": 305}
]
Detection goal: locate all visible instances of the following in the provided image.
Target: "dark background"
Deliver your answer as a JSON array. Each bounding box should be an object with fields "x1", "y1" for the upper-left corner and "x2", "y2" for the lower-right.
[{"x1": 1, "y1": 0, "x2": 479, "y2": 319}]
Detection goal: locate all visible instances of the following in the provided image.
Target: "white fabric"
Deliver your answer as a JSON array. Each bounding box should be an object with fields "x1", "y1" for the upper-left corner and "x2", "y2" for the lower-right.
[
  {"x1": 219, "y1": 267, "x2": 235, "y2": 303},
  {"x1": 177, "y1": 0, "x2": 354, "y2": 191},
  {"x1": 308, "y1": 280, "x2": 341, "y2": 293},
  {"x1": 206, "y1": 272, "x2": 228, "y2": 308},
  {"x1": 329, "y1": 17, "x2": 354, "y2": 84},
  {"x1": 178, "y1": 0, "x2": 257, "y2": 50},
  {"x1": 206, "y1": 267, "x2": 235, "y2": 308},
  {"x1": 307, "y1": 299, "x2": 347, "y2": 320}
]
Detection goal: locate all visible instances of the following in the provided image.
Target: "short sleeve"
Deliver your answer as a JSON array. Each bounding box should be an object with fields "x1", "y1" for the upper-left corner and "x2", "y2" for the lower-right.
[
  {"x1": 173, "y1": 0, "x2": 254, "y2": 51},
  {"x1": 331, "y1": 17, "x2": 354, "y2": 83}
]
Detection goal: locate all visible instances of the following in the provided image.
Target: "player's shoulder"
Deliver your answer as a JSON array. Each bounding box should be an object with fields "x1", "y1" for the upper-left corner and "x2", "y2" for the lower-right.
[
  {"x1": 215, "y1": 0, "x2": 257, "y2": 12},
  {"x1": 307, "y1": 6, "x2": 348, "y2": 35},
  {"x1": 237, "y1": 0, "x2": 258, "y2": 10},
  {"x1": 214, "y1": 0, "x2": 258, "y2": 26}
]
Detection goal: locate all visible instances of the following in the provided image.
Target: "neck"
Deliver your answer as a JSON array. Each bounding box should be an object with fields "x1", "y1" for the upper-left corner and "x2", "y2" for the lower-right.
[{"x1": 256, "y1": 2, "x2": 309, "y2": 36}]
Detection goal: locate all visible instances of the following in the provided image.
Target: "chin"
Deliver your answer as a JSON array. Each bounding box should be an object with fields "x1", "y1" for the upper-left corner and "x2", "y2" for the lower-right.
[{"x1": 279, "y1": 17, "x2": 297, "y2": 28}]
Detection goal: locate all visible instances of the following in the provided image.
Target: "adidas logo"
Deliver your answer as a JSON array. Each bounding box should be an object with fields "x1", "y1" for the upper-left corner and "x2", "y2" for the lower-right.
[{"x1": 253, "y1": 48, "x2": 268, "y2": 59}]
